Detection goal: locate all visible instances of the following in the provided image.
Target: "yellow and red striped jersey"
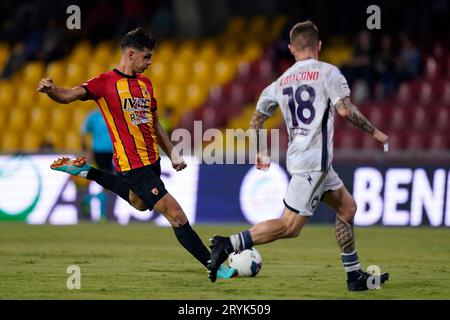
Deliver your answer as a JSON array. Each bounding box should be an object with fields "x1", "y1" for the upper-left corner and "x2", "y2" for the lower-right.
[{"x1": 81, "y1": 68, "x2": 159, "y2": 172}]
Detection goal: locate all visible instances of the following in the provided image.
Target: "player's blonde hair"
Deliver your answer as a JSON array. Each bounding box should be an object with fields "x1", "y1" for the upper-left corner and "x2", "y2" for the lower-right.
[{"x1": 289, "y1": 20, "x2": 319, "y2": 51}]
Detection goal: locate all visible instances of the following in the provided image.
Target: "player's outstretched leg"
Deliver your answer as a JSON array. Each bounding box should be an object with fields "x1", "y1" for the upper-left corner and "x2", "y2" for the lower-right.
[
  {"x1": 208, "y1": 208, "x2": 308, "y2": 282},
  {"x1": 323, "y1": 186, "x2": 389, "y2": 291},
  {"x1": 50, "y1": 156, "x2": 146, "y2": 210}
]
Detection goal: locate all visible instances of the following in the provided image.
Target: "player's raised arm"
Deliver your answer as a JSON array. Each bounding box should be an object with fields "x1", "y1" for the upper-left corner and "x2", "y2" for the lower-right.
[
  {"x1": 153, "y1": 110, "x2": 187, "y2": 172},
  {"x1": 335, "y1": 96, "x2": 389, "y2": 149},
  {"x1": 37, "y1": 77, "x2": 86, "y2": 104}
]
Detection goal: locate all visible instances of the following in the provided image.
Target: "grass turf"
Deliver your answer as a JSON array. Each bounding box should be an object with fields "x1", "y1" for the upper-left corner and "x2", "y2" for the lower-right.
[{"x1": 0, "y1": 223, "x2": 449, "y2": 299}]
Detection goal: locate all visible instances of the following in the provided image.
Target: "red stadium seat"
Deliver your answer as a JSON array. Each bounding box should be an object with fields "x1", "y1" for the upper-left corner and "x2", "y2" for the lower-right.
[
  {"x1": 387, "y1": 131, "x2": 405, "y2": 150},
  {"x1": 428, "y1": 132, "x2": 448, "y2": 150},
  {"x1": 389, "y1": 106, "x2": 408, "y2": 131},
  {"x1": 433, "y1": 107, "x2": 449, "y2": 132},
  {"x1": 396, "y1": 82, "x2": 412, "y2": 107},
  {"x1": 405, "y1": 132, "x2": 426, "y2": 150},
  {"x1": 410, "y1": 107, "x2": 431, "y2": 132}
]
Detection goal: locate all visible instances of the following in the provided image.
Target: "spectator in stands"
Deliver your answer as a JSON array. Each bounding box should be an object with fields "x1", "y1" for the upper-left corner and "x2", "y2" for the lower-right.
[
  {"x1": 397, "y1": 33, "x2": 421, "y2": 82},
  {"x1": 374, "y1": 34, "x2": 397, "y2": 99},
  {"x1": 341, "y1": 30, "x2": 375, "y2": 88}
]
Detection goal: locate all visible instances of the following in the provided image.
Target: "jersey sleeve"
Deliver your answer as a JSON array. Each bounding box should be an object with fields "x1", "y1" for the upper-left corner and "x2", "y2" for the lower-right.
[
  {"x1": 256, "y1": 82, "x2": 278, "y2": 117},
  {"x1": 79, "y1": 74, "x2": 106, "y2": 101},
  {"x1": 326, "y1": 67, "x2": 350, "y2": 106}
]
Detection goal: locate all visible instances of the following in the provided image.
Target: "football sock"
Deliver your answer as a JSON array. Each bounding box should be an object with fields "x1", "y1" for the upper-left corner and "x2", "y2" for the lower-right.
[
  {"x1": 173, "y1": 222, "x2": 211, "y2": 267},
  {"x1": 230, "y1": 231, "x2": 254, "y2": 253},
  {"x1": 341, "y1": 250, "x2": 363, "y2": 281},
  {"x1": 86, "y1": 168, "x2": 130, "y2": 203}
]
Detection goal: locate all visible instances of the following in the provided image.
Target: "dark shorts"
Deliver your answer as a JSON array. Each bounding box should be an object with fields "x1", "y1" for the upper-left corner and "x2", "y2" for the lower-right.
[
  {"x1": 93, "y1": 152, "x2": 114, "y2": 173},
  {"x1": 118, "y1": 158, "x2": 168, "y2": 210}
]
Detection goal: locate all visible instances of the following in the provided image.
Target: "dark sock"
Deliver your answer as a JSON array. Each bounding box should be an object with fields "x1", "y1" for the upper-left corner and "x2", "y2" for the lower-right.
[
  {"x1": 173, "y1": 222, "x2": 211, "y2": 267},
  {"x1": 229, "y1": 230, "x2": 254, "y2": 253},
  {"x1": 341, "y1": 250, "x2": 363, "y2": 281},
  {"x1": 86, "y1": 168, "x2": 130, "y2": 203}
]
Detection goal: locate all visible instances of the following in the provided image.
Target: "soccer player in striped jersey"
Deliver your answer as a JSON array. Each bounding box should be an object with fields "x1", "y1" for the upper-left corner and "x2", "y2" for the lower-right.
[
  {"x1": 207, "y1": 21, "x2": 389, "y2": 290},
  {"x1": 37, "y1": 28, "x2": 236, "y2": 279}
]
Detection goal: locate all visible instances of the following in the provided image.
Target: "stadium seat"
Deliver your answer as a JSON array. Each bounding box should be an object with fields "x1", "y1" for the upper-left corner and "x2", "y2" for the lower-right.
[
  {"x1": 433, "y1": 107, "x2": 449, "y2": 132},
  {"x1": 21, "y1": 131, "x2": 43, "y2": 153},
  {"x1": 396, "y1": 82, "x2": 412, "y2": 106},
  {"x1": 214, "y1": 58, "x2": 237, "y2": 85},
  {"x1": 410, "y1": 107, "x2": 430, "y2": 132},
  {"x1": 49, "y1": 107, "x2": 70, "y2": 132},
  {"x1": 1, "y1": 131, "x2": 21, "y2": 152},
  {"x1": 185, "y1": 84, "x2": 208, "y2": 110},
  {"x1": 65, "y1": 62, "x2": 86, "y2": 87},
  {"x1": 198, "y1": 42, "x2": 218, "y2": 62},
  {"x1": 387, "y1": 131, "x2": 405, "y2": 150},
  {"x1": 65, "y1": 130, "x2": 82, "y2": 152},
  {"x1": 45, "y1": 131, "x2": 64, "y2": 150},
  {"x1": 46, "y1": 61, "x2": 66, "y2": 85},
  {"x1": 192, "y1": 59, "x2": 212, "y2": 85},
  {"x1": 70, "y1": 41, "x2": 92, "y2": 65},
  {"x1": 147, "y1": 60, "x2": 167, "y2": 84},
  {"x1": 23, "y1": 62, "x2": 44, "y2": 86},
  {"x1": 7, "y1": 108, "x2": 28, "y2": 131},
  {"x1": 0, "y1": 81, "x2": 15, "y2": 107},
  {"x1": 171, "y1": 61, "x2": 191, "y2": 84},
  {"x1": 29, "y1": 107, "x2": 49, "y2": 131},
  {"x1": 17, "y1": 87, "x2": 39, "y2": 109},
  {"x1": 240, "y1": 42, "x2": 264, "y2": 62},
  {"x1": 178, "y1": 41, "x2": 197, "y2": 63},
  {"x1": 388, "y1": 107, "x2": 408, "y2": 131},
  {"x1": 405, "y1": 132, "x2": 425, "y2": 150},
  {"x1": 428, "y1": 132, "x2": 448, "y2": 150}
]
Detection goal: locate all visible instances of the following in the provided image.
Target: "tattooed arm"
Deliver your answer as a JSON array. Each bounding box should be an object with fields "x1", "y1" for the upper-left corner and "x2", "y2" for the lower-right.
[
  {"x1": 249, "y1": 110, "x2": 270, "y2": 171},
  {"x1": 335, "y1": 97, "x2": 389, "y2": 146}
]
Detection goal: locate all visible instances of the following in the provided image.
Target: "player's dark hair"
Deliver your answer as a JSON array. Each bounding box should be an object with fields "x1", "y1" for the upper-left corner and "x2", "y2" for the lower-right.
[
  {"x1": 289, "y1": 20, "x2": 319, "y2": 50},
  {"x1": 121, "y1": 28, "x2": 156, "y2": 51}
]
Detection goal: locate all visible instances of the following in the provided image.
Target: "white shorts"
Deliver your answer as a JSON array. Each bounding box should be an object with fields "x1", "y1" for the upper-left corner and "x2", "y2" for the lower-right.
[{"x1": 283, "y1": 167, "x2": 344, "y2": 216}]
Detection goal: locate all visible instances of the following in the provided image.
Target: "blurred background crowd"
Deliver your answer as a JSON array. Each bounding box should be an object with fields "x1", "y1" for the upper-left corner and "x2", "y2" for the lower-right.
[{"x1": 0, "y1": 0, "x2": 449, "y2": 163}]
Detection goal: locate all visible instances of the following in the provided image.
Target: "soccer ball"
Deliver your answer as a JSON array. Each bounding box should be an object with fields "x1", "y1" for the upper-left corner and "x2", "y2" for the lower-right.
[{"x1": 227, "y1": 247, "x2": 262, "y2": 277}]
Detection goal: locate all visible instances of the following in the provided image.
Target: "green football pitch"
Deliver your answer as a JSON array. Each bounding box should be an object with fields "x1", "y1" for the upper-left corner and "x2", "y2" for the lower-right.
[{"x1": 0, "y1": 223, "x2": 449, "y2": 300}]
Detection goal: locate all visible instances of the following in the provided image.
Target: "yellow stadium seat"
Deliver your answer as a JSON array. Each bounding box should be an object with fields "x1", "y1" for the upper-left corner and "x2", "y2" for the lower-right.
[
  {"x1": 70, "y1": 41, "x2": 92, "y2": 65},
  {"x1": 192, "y1": 60, "x2": 212, "y2": 84},
  {"x1": 49, "y1": 107, "x2": 70, "y2": 131},
  {"x1": 178, "y1": 41, "x2": 196, "y2": 63},
  {"x1": 226, "y1": 17, "x2": 246, "y2": 37},
  {"x1": 93, "y1": 41, "x2": 113, "y2": 64},
  {"x1": 0, "y1": 81, "x2": 15, "y2": 108},
  {"x1": 44, "y1": 131, "x2": 64, "y2": 151},
  {"x1": 8, "y1": 108, "x2": 28, "y2": 131},
  {"x1": 21, "y1": 130, "x2": 43, "y2": 153},
  {"x1": 65, "y1": 130, "x2": 82, "y2": 152},
  {"x1": 86, "y1": 62, "x2": 104, "y2": 80},
  {"x1": 248, "y1": 16, "x2": 267, "y2": 40},
  {"x1": 267, "y1": 15, "x2": 288, "y2": 43},
  {"x1": 71, "y1": 106, "x2": 92, "y2": 131},
  {"x1": 185, "y1": 84, "x2": 208, "y2": 110},
  {"x1": 198, "y1": 42, "x2": 218, "y2": 62},
  {"x1": 46, "y1": 61, "x2": 66, "y2": 85},
  {"x1": 240, "y1": 42, "x2": 263, "y2": 62},
  {"x1": 0, "y1": 42, "x2": 10, "y2": 71},
  {"x1": 65, "y1": 62, "x2": 86, "y2": 87},
  {"x1": 164, "y1": 84, "x2": 185, "y2": 108},
  {"x1": 1, "y1": 131, "x2": 21, "y2": 153},
  {"x1": 0, "y1": 109, "x2": 6, "y2": 127},
  {"x1": 17, "y1": 87, "x2": 39, "y2": 109},
  {"x1": 154, "y1": 41, "x2": 176, "y2": 64},
  {"x1": 214, "y1": 58, "x2": 237, "y2": 85},
  {"x1": 29, "y1": 107, "x2": 49, "y2": 130},
  {"x1": 146, "y1": 61, "x2": 167, "y2": 84},
  {"x1": 171, "y1": 61, "x2": 191, "y2": 84},
  {"x1": 23, "y1": 61, "x2": 45, "y2": 86}
]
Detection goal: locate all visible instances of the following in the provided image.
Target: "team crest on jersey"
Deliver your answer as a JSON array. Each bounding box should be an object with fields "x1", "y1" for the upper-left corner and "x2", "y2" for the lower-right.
[{"x1": 151, "y1": 187, "x2": 159, "y2": 196}]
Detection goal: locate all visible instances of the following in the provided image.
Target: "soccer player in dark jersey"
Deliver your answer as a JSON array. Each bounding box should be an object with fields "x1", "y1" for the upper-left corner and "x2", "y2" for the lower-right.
[{"x1": 37, "y1": 28, "x2": 237, "y2": 279}]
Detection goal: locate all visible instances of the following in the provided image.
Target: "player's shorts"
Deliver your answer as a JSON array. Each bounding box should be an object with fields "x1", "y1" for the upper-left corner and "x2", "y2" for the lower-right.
[
  {"x1": 283, "y1": 166, "x2": 344, "y2": 216},
  {"x1": 118, "y1": 158, "x2": 168, "y2": 210}
]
